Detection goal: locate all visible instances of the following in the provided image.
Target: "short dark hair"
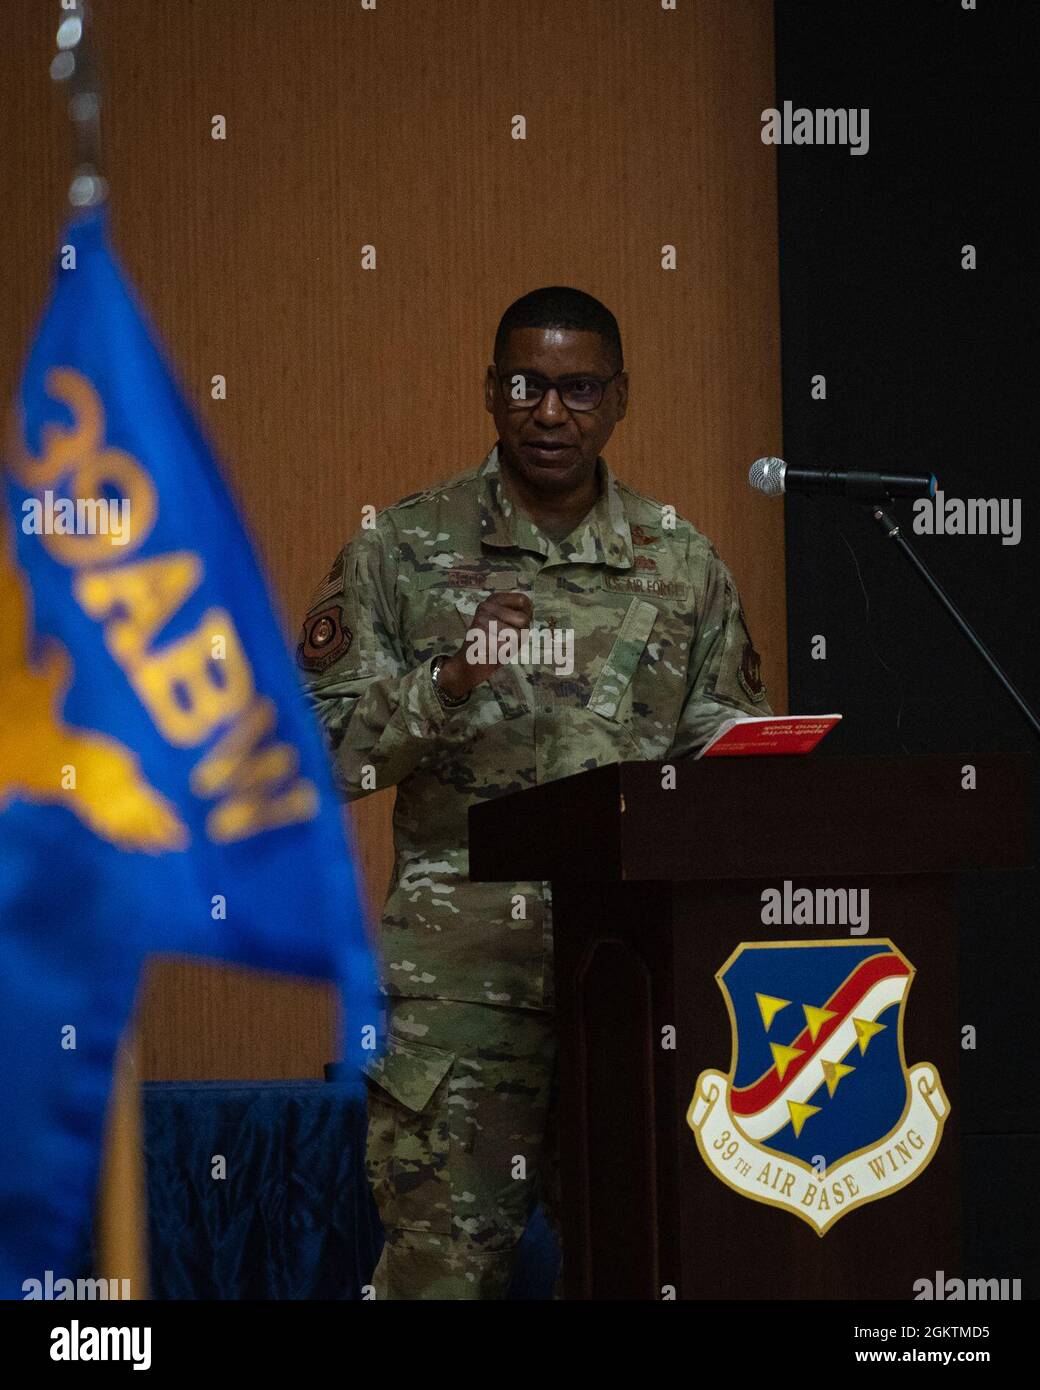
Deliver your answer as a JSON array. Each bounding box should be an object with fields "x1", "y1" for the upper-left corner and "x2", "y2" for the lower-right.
[{"x1": 493, "y1": 286, "x2": 623, "y2": 373}]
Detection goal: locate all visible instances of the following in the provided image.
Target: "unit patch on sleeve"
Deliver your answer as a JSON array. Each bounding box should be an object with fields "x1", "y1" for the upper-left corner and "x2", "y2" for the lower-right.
[
  {"x1": 737, "y1": 605, "x2": 766, "y2": 702},
  {"x1": 297, "y1": 604, "x2": 352, "y2": 672}
]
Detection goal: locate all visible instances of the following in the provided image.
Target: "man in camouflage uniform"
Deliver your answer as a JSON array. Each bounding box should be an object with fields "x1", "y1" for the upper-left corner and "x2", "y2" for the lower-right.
[{"x1": 298, "y1": 287, "x2": 771, "y2": 1299}]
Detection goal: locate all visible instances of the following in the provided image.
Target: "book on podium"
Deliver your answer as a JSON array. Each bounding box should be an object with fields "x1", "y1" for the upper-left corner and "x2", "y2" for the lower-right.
[{"x1": 696, "y1": 712, "x2": 842, "y2": 757}]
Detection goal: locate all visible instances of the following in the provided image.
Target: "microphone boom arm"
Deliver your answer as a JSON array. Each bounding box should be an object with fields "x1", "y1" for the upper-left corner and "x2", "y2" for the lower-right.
[{"x1": 867, "y1": 505, "x2": 1040, "y2": 741}]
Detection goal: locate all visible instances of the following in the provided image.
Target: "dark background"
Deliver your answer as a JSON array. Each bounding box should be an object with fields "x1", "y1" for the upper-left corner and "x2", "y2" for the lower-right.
[{"x1": 776, "y1": 0, "x2": 1038, "y2": 1287}]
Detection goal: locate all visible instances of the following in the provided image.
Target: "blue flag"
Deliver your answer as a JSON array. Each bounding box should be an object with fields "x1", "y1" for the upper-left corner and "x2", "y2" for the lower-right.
[{"x1": 0, "y1": 207, "x2": 380, "y2": 1297}]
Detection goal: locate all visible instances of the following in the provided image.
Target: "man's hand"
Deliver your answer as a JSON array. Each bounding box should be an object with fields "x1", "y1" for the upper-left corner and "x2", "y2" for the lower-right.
[{"x1": 437, "y1": 591, "x2": 533, "y2": 699}]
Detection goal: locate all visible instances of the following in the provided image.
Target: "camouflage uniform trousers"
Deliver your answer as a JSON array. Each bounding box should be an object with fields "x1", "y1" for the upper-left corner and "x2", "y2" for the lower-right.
[{"x1": 363, "y1": 998, "x2": 561, "y2": 1300}]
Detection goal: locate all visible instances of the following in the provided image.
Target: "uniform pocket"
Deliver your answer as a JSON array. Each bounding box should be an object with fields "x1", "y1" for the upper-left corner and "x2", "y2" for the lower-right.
[
  {"x1": 586, "y1": 597, "x2": 658, "y2": 719},
  {"x1": 364, "y1": 1030, "x2": 456, "y2": 1110},
  {"x1": 364, "y1": 1031, "x2": 456, "y2": 1234}
]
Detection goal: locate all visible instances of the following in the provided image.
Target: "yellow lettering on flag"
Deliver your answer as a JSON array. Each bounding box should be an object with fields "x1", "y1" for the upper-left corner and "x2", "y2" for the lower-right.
[
  {"x1": 133, "y1": 608, "x2": 254, "y2": 746},
  {"x1": 9, "y1": 369, "x2": 320, "y2": 844},
  {"x1": 76, "y1": 553, "x2": 203, "y2": 662},
  {"x1": 191, "y1": 696, "x2": 318, "y2": 843}
]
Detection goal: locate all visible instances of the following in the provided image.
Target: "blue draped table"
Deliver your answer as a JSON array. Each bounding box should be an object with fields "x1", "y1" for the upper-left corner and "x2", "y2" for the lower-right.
[{"x1": 142, "y1": 1079, "x2": 558, "y2": 1299}]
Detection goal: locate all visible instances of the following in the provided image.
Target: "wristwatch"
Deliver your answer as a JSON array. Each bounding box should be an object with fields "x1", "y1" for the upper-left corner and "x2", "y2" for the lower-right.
[{"x1": 431, "y1": 655, "x2": 469, "y2": 708}]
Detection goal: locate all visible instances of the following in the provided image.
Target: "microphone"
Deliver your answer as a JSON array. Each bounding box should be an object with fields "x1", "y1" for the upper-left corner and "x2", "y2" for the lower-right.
[{"x1": 749, "y1": 457, "x2": 937, "y2": 501}]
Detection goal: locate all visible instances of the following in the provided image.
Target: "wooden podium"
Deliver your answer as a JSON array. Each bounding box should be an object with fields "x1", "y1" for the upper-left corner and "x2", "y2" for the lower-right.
[{"x1": 469, "y1": 754, "x2": 1033, "y2": 1300}]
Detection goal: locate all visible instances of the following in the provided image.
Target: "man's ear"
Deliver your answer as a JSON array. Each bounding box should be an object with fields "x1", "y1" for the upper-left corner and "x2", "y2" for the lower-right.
[
  {"x1": 484, "y1": 366, "x2": 497, "y2": 415},
  {"x1": 614, "y1": 370, "x2": 629, "y2": 422}
]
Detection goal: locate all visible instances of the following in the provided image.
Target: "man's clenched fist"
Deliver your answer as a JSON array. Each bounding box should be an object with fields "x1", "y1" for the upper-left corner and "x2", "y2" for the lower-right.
[{"x1": 436, "y1": 591, "x2": 533, "y2": 700}]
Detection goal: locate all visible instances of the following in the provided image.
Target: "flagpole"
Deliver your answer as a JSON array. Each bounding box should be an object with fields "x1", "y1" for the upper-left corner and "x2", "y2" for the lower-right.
[
  {"x1": 97, "y1": 1035, "x2": 149, "y2": 1300},
  {"x1": 49, "y1": 0, "x2": 145, "y2": 1294},
  {"x1": 50, "y1": 0, "x2": 108, "y2": 207}
]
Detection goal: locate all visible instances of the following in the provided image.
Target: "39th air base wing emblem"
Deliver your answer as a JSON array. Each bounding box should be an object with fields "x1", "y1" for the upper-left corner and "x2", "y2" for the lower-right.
[{"x1": 687, "y1": 940, "x2": 949, "y2": 1235}]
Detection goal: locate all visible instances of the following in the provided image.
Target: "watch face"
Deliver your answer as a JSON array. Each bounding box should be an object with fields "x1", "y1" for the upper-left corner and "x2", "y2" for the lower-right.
[{"x1": 433, "y1": 657, "x2": 464, "y2": 705}]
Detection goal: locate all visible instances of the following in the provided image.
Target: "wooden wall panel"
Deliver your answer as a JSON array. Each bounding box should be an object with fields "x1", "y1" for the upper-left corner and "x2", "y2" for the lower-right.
[{"x1": 0, "y1": 0, "x2": 785, "y2": 1080}]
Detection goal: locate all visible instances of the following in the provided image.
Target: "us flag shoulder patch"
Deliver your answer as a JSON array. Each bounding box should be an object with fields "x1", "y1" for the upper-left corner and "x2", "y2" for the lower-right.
[{"x1": 306, "y1": 553, "x2": 345, "y2": 612}]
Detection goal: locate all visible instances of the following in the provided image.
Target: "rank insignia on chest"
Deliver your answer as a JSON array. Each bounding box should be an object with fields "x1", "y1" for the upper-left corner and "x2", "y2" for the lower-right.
[
  {"x1": 687, "y1": 939, "x2": 949, "y2": 1235},
  {"x1": 630, "y1": 524, "x2": 659, "y2": 548},
  {"x1": 297, "y1": 603, "x2": 352, "y2": 672}
]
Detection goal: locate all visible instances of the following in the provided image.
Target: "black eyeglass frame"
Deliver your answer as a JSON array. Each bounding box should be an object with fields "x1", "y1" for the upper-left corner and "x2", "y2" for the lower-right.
[{"x1": 495, "y1": 368, "x2": 623, "y2": 412}]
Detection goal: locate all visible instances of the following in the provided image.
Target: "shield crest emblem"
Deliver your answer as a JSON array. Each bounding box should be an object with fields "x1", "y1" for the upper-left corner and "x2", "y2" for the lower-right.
[{"x1": 687, "y1": 939, "x2": 949, "y2": 1234}]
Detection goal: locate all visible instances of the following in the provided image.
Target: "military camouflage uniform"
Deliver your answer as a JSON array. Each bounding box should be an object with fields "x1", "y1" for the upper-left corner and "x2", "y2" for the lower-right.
[{"x1": 298, "y1": 443, "x2": 770, "y2": 1298}]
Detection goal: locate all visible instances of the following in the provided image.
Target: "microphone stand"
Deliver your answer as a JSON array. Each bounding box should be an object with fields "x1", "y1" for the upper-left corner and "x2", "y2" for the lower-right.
[{"x1": 866, "y1": 504, "x2": 1040, "y2": 740}]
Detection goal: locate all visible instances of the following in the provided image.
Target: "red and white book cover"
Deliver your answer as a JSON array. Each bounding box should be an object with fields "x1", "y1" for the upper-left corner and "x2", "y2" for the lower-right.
[{"x1": 696, "y1": 714, "x2": 842, "y2": 758}]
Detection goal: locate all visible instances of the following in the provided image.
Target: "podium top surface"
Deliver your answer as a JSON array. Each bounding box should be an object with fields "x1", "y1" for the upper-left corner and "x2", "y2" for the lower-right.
[{"x1": 469, "y1": 753, "x2": 1034, "y2": 882}]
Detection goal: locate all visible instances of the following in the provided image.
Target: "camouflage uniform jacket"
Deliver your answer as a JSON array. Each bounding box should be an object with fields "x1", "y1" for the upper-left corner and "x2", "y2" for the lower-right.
[{"x1": 299, "y1": 444, "x2": 771, "y2": 1012}]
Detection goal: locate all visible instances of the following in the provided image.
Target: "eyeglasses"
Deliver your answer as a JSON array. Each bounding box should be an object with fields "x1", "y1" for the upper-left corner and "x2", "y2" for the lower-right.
[{"x1": 496, "y1": 369, "x2": 622, "y2": 412}]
